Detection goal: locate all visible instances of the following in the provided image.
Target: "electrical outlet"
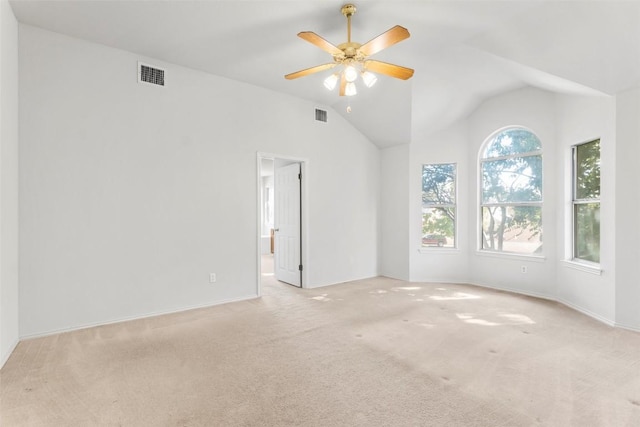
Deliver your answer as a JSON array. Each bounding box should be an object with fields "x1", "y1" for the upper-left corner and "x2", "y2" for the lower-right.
[
  {"x1": 209, "y1": 273, "x2": 217, "y2": 283},
  {"x1": 521, "y1": 266, "x2": 527, "y2": 274}
]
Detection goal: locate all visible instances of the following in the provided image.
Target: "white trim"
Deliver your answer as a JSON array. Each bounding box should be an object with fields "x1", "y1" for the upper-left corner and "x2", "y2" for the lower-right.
[
  {"x1": 256, "y1": 155, "x2": 262, "y2": 296},
  {"x1": 556, "y1": 297, "x2": 615, "y2": 327},
  {"x1": 561, "y1": 259, "x2": 602, "y2": 275},
  {"x1": 467, "y1": 281, "x2": 555, "y2": 301},
  {"x1": 418, "y1": 248, "x2": 460, "y2": 254},
  {"x1": 475, "y1": 250, "x2": 546, "y2": 262},
  {"x1": 19, "y1": 295, "x2": 258, "y2": 341},
  {"x1": 304, "y1": 274, "x2": 377, "y2": 289},
  {"x1": 615, "y1": 322, "x2": 640, "y2": 333},
  {"x1": 256, "y1": 152, "x2": 310, "y2": 294},
  {"x1": 0, "y1": 339, "x2": 20, "y2": 370},
  {"x1": 467, "y1": 282, "x2": 618, "y2": 329},
  {"x1": 481, "y1": 150, "x2": 542, "y2": 163}
]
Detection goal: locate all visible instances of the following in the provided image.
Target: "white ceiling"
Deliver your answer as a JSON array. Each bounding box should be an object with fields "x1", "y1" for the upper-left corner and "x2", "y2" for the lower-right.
[{"x1": 9, "y1": 0, "x2": 640, "y2": 148}]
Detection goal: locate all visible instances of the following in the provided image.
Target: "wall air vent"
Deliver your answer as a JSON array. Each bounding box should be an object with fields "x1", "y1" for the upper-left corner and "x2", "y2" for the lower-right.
[
  {"x1": 138, "y1": 62, "x2": 165, "y2": 86},
  {"x1": 315, "y1": 108, "x2": 328, "y2": 123}
]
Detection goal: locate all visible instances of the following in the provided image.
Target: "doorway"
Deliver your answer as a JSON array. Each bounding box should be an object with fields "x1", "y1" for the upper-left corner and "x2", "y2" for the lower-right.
[{"x1": 257, "y1": 154, "x2": 306, "y2": 296}]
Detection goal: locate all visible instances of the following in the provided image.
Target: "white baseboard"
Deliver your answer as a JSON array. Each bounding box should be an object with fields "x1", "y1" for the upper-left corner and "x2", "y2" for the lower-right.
[
  {"x1": 556, "y1": 297, "x2": 615, "y2": 327},
  {"x1": 19, "y1": 294, "x2": 259, "y2": 341},
  {"x1": 614, "y1": 322, "x2": 640, "y2": 333},
  {"x1": 462, "y1": 281, "x2": 621, "y2": 328},
  {"x1": 304, "y1": 274, "x2": 380, "y2": 289},
  {"x1": 466, "y1": 281, "x2": 556, "y2": 302},
  {"x1": 0, "y1": 338, "x2": 20, "y2": 370}
]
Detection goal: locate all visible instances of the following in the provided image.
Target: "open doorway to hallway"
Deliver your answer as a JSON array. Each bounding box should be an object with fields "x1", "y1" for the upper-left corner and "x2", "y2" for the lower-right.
[{"x1": 257, "y1": 154, "x2": 306, "y2": 296}]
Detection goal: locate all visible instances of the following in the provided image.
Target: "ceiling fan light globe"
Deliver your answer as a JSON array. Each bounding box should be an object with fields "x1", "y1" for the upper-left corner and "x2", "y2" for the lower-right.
[
  {"x1": 323, "y1": 73, "x2": 339, "y2": 90},
  {"x1": 344, "y1": 65, "x2": 358, "y2": 83},
  {"x1": 362, "y1": 71, "x2": 378, "y2": 88},
  {"x1": 345, "y1": 82, "x2": 357, "y2": 96}
]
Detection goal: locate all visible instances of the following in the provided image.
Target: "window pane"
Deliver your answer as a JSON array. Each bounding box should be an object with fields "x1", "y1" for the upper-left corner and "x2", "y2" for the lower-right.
[
  {"x1": 422, "y1": 208, "x2": 455, "y2": 248},
  {"x1": 422, "y1": 164, "x2": 456, "y2": 205},
  {"x1": 484, "y1": 128, "x2": 541, "y2": 158},
  {"x1": 482, "y1": 206, "x2": 542, "y2": 254},
  {"x1": 575, "y1": 139, "x2": 600, "y2": 200},
  {"x1": 482, "y1": 155, "x2": 542, "y2": 203},
  {"x1": 574, "y1": 203, "x2": 600, "y2": 263}
]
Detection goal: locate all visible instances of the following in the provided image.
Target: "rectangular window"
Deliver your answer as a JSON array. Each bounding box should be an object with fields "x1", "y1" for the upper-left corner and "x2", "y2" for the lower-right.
[
  {"x1": 481, "y1": 205, "x2": 542, "y2": 253},
  {"x1": 480, "y1": 155, "x2": 543, "y2": 254},
  {"x1": 422, "y1": 163, "x2": 456, "y2": 248},
  {"x1": 573, "y1": 139, "x2": 600, "y2": 263}
]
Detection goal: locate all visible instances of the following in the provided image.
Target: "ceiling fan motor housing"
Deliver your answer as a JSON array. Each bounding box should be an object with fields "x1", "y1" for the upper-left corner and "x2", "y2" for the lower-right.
[
  {"x1": 335, "y1": 42, "x2": 363, "y2": 61},
  {"x1": 341, "y1": 4, "x2": 357, "y2": 17}
]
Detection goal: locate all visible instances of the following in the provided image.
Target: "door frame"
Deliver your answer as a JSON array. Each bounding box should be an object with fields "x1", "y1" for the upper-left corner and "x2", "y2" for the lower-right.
[{"x1": 256, "y1": 152, "x2": 309, "y2": 296}]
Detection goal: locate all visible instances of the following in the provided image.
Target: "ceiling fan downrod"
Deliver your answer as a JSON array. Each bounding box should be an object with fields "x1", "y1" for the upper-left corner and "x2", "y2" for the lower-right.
[{"x1": 341, "y1": 4, "x2": 356, "y2": 43}]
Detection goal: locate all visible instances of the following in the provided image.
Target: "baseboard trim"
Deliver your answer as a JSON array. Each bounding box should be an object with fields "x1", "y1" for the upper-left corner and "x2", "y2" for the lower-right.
[
  {"x1": 614, "y1": 322, "x2": 640, "y2": 333},
  {"x1": 465, "y1": 281, "x2": 556, "y2": 302},
  {"x1": 0, "y1": 338, "x2": 20, "y2": 370},
  {"x1": 19, "y1": 294, "x2": 259, "y2": 341},
  {"x1": 464, "y1": 281, "x2": 621, "y2": 328},
  {"x1": 556, "y1": 297, "x2": 615, "y2": 327},
  {"x1": 305, "y1": 274, "x2": 380, "y2": 289}
]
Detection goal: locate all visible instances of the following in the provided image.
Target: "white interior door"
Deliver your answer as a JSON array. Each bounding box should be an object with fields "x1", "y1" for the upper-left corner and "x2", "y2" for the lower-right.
[{"x1": 274, "y1": 163, "x2": 301, "y2": 287}]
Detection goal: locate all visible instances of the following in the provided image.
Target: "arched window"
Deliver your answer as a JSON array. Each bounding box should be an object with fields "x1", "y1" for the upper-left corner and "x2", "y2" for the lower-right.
[{"x1": 480, "y1": 127, "x2": 542, "y2": 254}]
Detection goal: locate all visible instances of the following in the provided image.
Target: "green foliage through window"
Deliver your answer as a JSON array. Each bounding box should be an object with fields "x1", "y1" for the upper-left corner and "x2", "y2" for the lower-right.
[
  {"x1": 480, "y1": 128, "x2": 543, "y2": 254},
  {"x1": 573, "y1": 139, "x2": 600, "y2": 263},
  {"x1": 422, "y1": 163, "x2": 456, "y2": 248}
]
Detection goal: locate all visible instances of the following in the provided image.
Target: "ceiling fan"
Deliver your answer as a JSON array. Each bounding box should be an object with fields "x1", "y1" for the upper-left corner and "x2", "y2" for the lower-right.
[{"x1": 284, "y1": 4, "x2": 414, "y2": 97}]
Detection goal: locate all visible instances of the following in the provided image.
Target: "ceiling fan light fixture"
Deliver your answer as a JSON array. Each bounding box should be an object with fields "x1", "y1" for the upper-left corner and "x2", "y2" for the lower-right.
[
  {"x1": 324, "y1": 73, "x2": 339, "y2": 90},
  {"x1": 362, "y1": 71, "x2": 377, "y2": 88},
  {"x1": 345, "y1": 82, "x2": 357, "y2": 96},
  {"x1": 284, "y1": 4, "x2": 413, "y2": 99},
  {"x1": 344, "y1": 65, "x2": 358, "y2": 83}
]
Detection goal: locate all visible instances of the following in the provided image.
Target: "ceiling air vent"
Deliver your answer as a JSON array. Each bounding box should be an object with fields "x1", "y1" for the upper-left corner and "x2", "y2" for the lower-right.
[
  {"x1": 315, "y1": 108, "x2": 328, "y2": 123},
  {"x1": 138, "y1": 62, "x2": 165, "y2": 86}
]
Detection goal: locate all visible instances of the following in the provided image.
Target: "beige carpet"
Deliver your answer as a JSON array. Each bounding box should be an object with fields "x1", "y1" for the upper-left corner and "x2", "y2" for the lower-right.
[{"x1": 2, "y1": 258, "x2": 640, "y2": 426}]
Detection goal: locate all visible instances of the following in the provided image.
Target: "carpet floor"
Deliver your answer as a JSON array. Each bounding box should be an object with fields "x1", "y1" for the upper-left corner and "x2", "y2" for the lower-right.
[{"x1": 2, "y1": 257, "x2": 640, "y2": 426}]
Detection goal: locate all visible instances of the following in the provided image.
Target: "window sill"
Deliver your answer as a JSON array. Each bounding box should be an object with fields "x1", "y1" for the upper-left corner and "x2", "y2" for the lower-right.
[
  {"x1": 475, "y1": 250, "x2": 546, "y2": 262},
  {"x1": 561, "y1": 260, "x2": 602, "y2": 275},
  {"x1": 418, "y1": 248, "x2": 460, "y2": 254}
]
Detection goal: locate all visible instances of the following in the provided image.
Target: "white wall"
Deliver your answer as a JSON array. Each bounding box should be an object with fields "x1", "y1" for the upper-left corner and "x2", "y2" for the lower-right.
[
  {"x1": 466, "y1": 88, "x2": 558, "y2": 299},
  {"x1": 555, "y1": 94, "x2": 616, "y2": 324},
  {"x1": 410, "y1": 123, "x2": 470, "y2": 283},
  {"x1": 19, "y1": 25, "x2": 379, "y2": 337},
  {"x1": 614, "y1": 87, "x2": 640, "y2": 329},
  {"x1": 0, "y1": 0, "x2": 19, "y2": 368},
  {"x1": 379, "y1": 144, "x2": 409, "y2": 280}
]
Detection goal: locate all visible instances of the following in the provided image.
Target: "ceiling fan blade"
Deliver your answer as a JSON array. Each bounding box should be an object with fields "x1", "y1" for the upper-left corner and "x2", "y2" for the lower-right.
[
  {"x1": 284, "y1": 63, "x2": 337, "y2": 80},
  {"x1": 298, "y1": 31, "x2": 343, "y2": 56},
  {"x1": 339, "y1": 73, "x2": 346, "y2": 96},
  {"x1": 364, "y1": 60, "x2": 414, "y2": 80},
  {"x1": 358, "y1": 25, "x2": 410, "y2": 57}
]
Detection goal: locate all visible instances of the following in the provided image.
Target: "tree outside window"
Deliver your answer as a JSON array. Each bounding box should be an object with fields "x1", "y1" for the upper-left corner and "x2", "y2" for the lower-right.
[
  {"x1": 480, "y1": 128, "x2": 543, "y2": 254},
  {"x1": 573, "y1": 139, "x2": 600, "y2": 263},
  {"x1": 422, "y1": 163, "x2": 456, "y2": 248}
]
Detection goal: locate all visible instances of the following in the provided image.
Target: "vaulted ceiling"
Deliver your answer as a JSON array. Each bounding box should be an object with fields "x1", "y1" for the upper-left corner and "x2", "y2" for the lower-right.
[{"x1": 10, "y1": 0, "x2": 640, "y2": 148}]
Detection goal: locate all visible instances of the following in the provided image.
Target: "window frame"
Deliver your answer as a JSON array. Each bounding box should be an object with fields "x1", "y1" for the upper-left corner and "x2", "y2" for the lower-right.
[
  {"x1": 478, "y1": 126, "x2": 543, "y2": 256},
  {"x1": 421, "y1": 162, "x2": 457, "y2": 250},
  {"x1": 571, "y1": 138, "x2": 601, "y2": 265}
]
